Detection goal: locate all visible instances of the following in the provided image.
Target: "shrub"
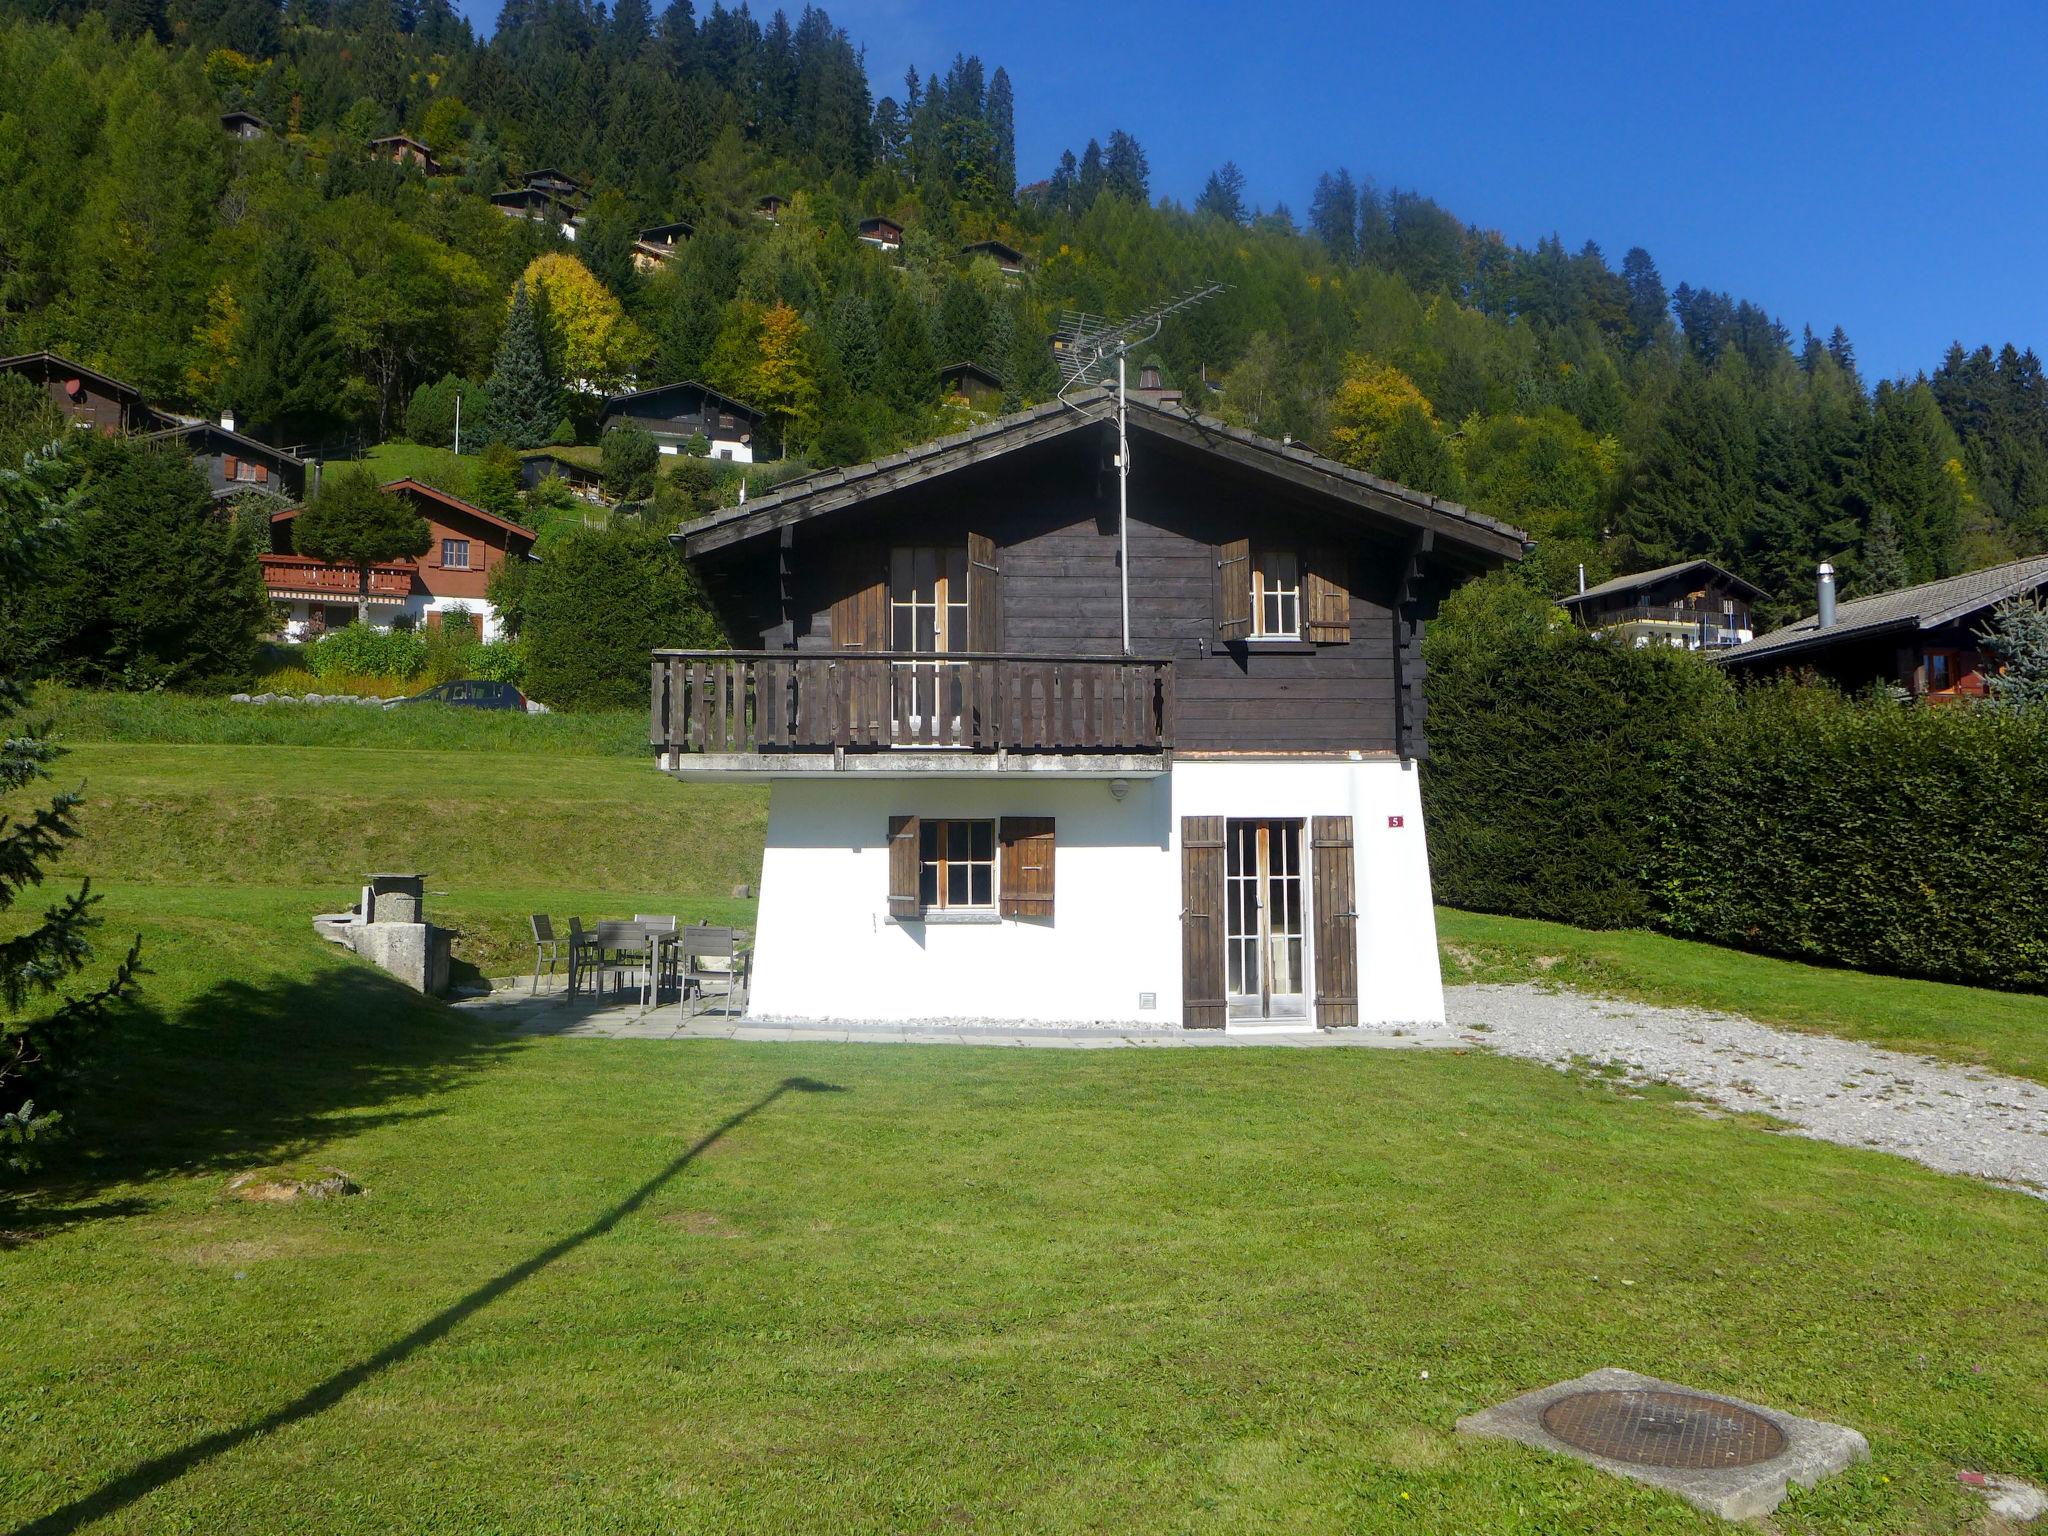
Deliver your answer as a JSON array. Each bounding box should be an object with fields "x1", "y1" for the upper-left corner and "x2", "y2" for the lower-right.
[
  {"x1": 404, "y1": 374, "x2": 477, "y2": 447},
  {"x1": 520, "y1": 526, "x2": 721, "y2": 709},
  {"x1": 1420, "y1": 575, "x2": 1727, "y2": 929},
  {"x1": 306, "y1": 623, "x2": 427, "y2": 680},
  {"x1": 1656, "y1": 682, "x2": 2048, "y2": 989},
  {"x1": 470, "y1": 443, "x2": 525, "y2": 522},
  {"x1": 601, "y1": 425, "x2": 659, "y2": 500}
]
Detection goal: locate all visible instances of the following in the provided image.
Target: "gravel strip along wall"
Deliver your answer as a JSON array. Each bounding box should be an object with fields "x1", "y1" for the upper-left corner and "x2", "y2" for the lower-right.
[{"x1": 1447, "y1": 983, "x2": 2048, "y2": 1199}]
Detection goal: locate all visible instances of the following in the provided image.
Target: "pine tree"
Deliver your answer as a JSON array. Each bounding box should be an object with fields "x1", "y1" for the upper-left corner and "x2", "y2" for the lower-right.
[
  {"x1": 1103, "y1": 129, "x2": 1149, "y2": 202},
  {"x1": 1308, "y1": 170, "x2": 1358, "y2": 264},
  {"x1": 291, "y1": 467, "x2": 433, "y2": 621},
  {"x1": 879, "y1": 285, "x2": 936, "y2": 411},
  {"x1": 479, "y1": 279, "x2": 559, "y2": 449},
  {"x1": 986, "y1": 66, "x2": 1016, "y2": 200},
  {"x1": 1, "y1": 445, "x2": 143, "y2": 1177},
  {"x1": 1077, "y1": 138, "x2": 1104, "y2": 206},
  {"x1": 1620, "y1": 246, "x2": 1667, "y2": 353},
  {"x1": 828, "y1": 290, "x2": 880, "y2": 394},
  {"x1": 1195, "y1": 162, "x2": 1247, "y2": 225},
  {"x1": 1858, "y1": 505, "x2": 1908, "y2": 593},
  {"x1": 232, "y1": 231, "x2": 345, "y2": 445},
  {"x1": 1978, "y1": 596, "x2": 2048, "y2": 710}
]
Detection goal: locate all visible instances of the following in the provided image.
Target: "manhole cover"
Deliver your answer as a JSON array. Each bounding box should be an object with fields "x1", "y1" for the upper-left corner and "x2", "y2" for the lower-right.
[{"x1": 1540, "y1": 1389, "x2": 1788, "y2": 1469}]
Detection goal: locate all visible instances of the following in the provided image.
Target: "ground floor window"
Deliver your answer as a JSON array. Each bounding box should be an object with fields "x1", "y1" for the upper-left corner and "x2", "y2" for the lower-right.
[{"x1": 920, "y1": 818, "x2": 994, "y2": 910}]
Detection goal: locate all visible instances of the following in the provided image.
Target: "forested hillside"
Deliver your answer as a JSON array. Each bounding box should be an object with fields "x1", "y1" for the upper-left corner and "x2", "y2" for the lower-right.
[{"x1": 3, "y1": 0, "x2": 2046, "y2": 619}]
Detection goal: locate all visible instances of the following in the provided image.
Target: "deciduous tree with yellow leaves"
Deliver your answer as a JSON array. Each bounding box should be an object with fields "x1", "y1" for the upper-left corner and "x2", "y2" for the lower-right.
[
  {"x1": 518, "y1": 253, "x2": 650, "y2": 394},
  {"x1": 751, "y1": 302, "x2": 819, "y2": 451},
  {"x1": 1324, "y1": 357, "x2": 1464, "y2": 501}
]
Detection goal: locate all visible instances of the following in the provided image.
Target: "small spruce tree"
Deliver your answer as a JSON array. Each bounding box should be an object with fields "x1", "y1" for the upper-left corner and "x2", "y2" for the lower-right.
[
  {"x1": 1978, "y1": 595, "x2": 2048, "y2": 711},
  {"x1": 1, "y1": 445, "x2": 143, "y2": 1178},
  {"x1": 479, "y1": 280, "x2": 560, "y2": 450},
  {"x1": 1858, "y1": 505, "x2": 1909, "y2": 594},
  {"x1": 291, "y1": 468, "x2": 432, "y2": 622}
]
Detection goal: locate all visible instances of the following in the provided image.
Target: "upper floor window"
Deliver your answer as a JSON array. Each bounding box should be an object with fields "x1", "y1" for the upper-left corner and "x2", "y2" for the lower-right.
[
  {"x1": 442, "y1": 538, "x2": 471, "y2": 570},
  {"x1": 1253, "y1": 550, "x2": 1301, "y2": 638},
  {"x1": 891, "y1": 546, "x2": 968, "y2": 652},
  {"x1": 1925, "y1": 650, "x2": 1956, "y2": 692}
]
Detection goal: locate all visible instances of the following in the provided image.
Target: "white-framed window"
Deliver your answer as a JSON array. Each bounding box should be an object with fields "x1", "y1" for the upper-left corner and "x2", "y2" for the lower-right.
[
  {"x1": 1253, "y1": 549, "x2": 1301, "y2": 638},
  {"x1": 890, "y1": 546, "x2": 969, "y2": 652},
  {"x1": 920, "y1": 818, "x2": 995, "y2": 910},
  {"x1": 442, "y1": 538, "x2": 471, "y2": 570}
]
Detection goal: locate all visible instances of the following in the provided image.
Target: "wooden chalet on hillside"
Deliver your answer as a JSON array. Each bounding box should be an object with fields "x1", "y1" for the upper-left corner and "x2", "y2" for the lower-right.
[
  {"x1": 220, "y1": 109, "x2": 268, "y2": 139},
  {"x1": 139, "y1": 418, "x2": 308, "y2": 503},
  {"x1": 1559, "y1": 559, "x2": 1763, "y2": 650},
  {"x1": 600, "y1": 381, "x2": 766, "y2": 462},
  {"x1": 491, "y1": 169, "x2": 586, "y2": 239},
  {"x1": 857, "y1": 216, "x2": 904, "y2": 251},
  {"x1": 960, "y1": 239, "x2": 1026, "y2": 277},
  {"x1": 1719, "y1": 556, "x2": 2048, "y2": 700},
  {"x1": 0, "y1": 350, "x2": 154, "y2": 434},
  {"x1": 631, "y1": 221, "x2": 692, "y2": 271},
  {"x1": 936, "y1": 361, "x2": 1005, "y2": 410},
  {"x1": 370, "y1": 134, "x2": 440, "y2": 174},
  {"x1": 649, "y1": 390, "x2": 1523, "y2": 1032}
]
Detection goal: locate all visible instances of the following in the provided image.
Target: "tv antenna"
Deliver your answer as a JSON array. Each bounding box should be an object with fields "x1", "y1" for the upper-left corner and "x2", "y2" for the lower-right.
[{"x1": 1052, "y1": 284, "x2": 1227, "y2": 653}]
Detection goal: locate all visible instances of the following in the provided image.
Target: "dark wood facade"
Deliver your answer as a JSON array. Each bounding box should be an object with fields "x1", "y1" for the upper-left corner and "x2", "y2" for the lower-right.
[
  {"x1": 601, "y1": 381, "x2": 765, "y2": 454},
  {"x1": 676, "y1": 405, "x2": 1519, "y2": 758},
  {"x1": 0, "y1": 351, "x2": 152, "y2": 434}
]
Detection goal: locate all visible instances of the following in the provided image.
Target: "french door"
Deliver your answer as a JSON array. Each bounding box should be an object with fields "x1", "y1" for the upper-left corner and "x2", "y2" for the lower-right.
[
  {"x1": 1225, "y1": 819, "x2": 1306, "y2": 1020},
  {"x1": 890, "y1": 545, "x2": 968, "y2": 737}
]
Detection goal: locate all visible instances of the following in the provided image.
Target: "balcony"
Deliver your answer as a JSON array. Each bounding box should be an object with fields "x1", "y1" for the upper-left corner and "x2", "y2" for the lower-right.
[
  {"x1": 260, "y1": 554, "x2": 414, "y2": 603},
  {"x1": 651, "y1": 650, "x2": 1174, "y2": 777},
  {"x1": 1594, "y1": 604, "x2": 1752, "y2": 651}
]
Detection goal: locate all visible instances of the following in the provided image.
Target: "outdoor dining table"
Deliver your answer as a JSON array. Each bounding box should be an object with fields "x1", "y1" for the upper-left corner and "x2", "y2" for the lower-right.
[{"x1": 574, "y1": 919, "x2": 681, "y2": 1013}]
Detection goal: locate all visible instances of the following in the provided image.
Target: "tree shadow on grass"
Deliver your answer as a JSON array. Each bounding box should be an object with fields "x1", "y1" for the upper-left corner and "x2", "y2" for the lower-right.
[
  {"x1": 10, "y1": 958, "x2": 514, "y2": 1229},
  {"x1": 14, "y1": 1075, "x2": 846, "y2": 1536}
]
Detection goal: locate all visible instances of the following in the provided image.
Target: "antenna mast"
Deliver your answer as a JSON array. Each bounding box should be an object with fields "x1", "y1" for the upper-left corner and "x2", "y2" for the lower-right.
[{"x1": 1052, "y1": 284, "x2": 1226, "y2": 653}]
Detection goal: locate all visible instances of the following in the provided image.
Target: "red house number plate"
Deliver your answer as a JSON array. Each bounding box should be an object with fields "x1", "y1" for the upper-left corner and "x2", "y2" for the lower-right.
[{"x1": 1387, "y1": 815, "x2": 1405, "y2": 828}]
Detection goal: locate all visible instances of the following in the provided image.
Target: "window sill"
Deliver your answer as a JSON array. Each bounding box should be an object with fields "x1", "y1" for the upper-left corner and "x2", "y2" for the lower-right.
[
  {"x1": 1240, "y1": 637, "x2": 1316, "y2": 654},
  {"x1": 908, "y1": 909, "x2": 1001, "y2": 926}
]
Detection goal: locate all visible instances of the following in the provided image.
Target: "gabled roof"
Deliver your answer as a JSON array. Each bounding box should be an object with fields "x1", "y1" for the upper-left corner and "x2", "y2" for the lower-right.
[
  {"x1": 858, "y1": 216, "x2": 903, "y2": 236},
  {"x1": 937, "y1": 361, "x2": 1005, "y2": 390},
  {"x1": 370, "y1": 133, "x2": 433, "y2": 151},
  {"x1": 639, "y1": 220, "x2": 692, "y2": 242},
  {"x1": 273, "y1": 478, "x2": 538, "y2": 545},
  {"x1": 600, "y1": 379, "x2": 764, "y2": 424},
  {"x1": 220, "y1": 109, "x2": 268, "y2": 128},
  {"x1": 137, "y1": 419, "x2": 307, "y2": 469},
  {"x1": 0, "y1": 350, "x2": 145, "y2": 403},
  {"x1": 1719, "y1": 556, "x2": 2048, "y2": 667},
  {"x1": 1560, "y1": 558, "x2": 1767, "y2": 608},
  {"x1": 961, "y1": 239, "x2": 1025, "y2": 265},
  {"x1": 676, "y1": 389, "x2": 1527, "y2": 562},
  {"x1": 523, "y1": 168, "x2": 583, "y2": 188}
]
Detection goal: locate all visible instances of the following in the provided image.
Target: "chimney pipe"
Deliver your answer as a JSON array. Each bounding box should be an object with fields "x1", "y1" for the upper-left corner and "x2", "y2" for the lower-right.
[
  {"x1": 1816, "y1": 562, "x2": 1837, "y2": 629},
  {"x1": 220, "y1": 408, "x2": 236, "y2": 433},
  {"x1": 1577, "y1": 563, "x2": 1587, "y2": 596}
]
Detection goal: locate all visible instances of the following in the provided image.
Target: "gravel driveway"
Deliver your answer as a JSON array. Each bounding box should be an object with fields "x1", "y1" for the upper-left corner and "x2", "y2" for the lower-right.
[{"x1": 1447, "y1": 983, "x2": 2048, "y2": 1199}]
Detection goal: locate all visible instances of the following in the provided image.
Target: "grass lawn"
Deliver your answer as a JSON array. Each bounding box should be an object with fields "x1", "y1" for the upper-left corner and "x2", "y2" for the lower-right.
[
  {"x1": 2, "y1": 694, "x2": 2043, "y2": 1532},
  {"x1": 1440, "y1": 906, "x2": 2048, "y2": 1088}
]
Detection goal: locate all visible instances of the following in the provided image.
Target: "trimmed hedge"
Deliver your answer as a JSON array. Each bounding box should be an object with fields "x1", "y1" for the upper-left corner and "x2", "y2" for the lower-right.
[
  {"x1": 1659, "y1": 683, "x2": 2048, "y2": 988},
  {"x1": 1422, "y1": 574, "x2": 2048, "y2": 991}
]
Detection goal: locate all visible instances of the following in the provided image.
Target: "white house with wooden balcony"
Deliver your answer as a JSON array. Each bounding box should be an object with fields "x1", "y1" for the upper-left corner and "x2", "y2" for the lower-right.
[{"x1": 653, "y1": 392, "x2": 1524, "y2": 1030}]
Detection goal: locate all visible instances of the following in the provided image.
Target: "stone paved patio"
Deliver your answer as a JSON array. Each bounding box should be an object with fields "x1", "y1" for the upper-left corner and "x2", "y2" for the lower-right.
[{"x1": 457, "y1": 980, "x2": 1453, "y2": 1049}]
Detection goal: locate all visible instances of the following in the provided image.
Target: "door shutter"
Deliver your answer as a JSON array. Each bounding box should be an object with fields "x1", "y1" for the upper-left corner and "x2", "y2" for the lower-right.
[
  {"x1": 1180, "y1": 816, "x2": 1227, "y2": 1028},
  {"x1": 1216, "y1": 539, "x2": 1251, "y2": 641},
  {"x1": 887, "y1": 814, "x2": 923, "y2": 919},
  {"x1": 1311, "y1": 815, "x2": 1358, "y2": 1027},
  {"x1": 1304, "y1": 545, "x2": 1351, "y2": 644},
  {"x1": 831, "y1": 546, "x2": 888, "y2": 650},
  {"x1": 998, "y1": 816, "x2": 1054, "y2": 918},
  {"x1": 967, "y1": 532, "x2": 1000, "y2": 652}
]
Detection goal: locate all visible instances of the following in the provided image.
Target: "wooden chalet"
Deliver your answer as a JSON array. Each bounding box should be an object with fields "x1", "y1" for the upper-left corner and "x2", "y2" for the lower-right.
[
  {"x1": 649, "y1": 390, "x2": 1523, "y2": 1032},
  {"x1": 520, "y1": 450, "x2": 603, "y2": 500},
  {"x1": 937, "y1": 361, "x2": 1005, "y2": 411},
  {"x1": 370, "y1": 134, "x2": 440, "y2": 174},
  {"x1": 490, "y1": 170, "x2": 587, "y2": 239},
  {"x1": 1559, "y1": 559, "x2": 1763, "y2": 651},
  {"x1": 857, "y1": 216, "x2": 904, "y2": 251},
  {"x1": 631, "y1": 221, "x2": 692, "y2": 272},
  {"x1": 755, "y1": 194, "x2": 787, "y2": 222},
  {"x1": 1719, "y1": 556, "x2": 2048, "y2": 700},
  {"x1": 960, "y1": 239, "x2": 1026, "y2": 277},
  {"x1": 0, "y1": 350, "x2": 153, "y2": 434},
  {"x1": 138, "y1": 417, "x2": 308, "y2": 502},
  {"x1": 600, "y1": 380, "x2": 766, "y2": 462},
  {"x1": 220, "y1": 109, "x2": 268, "y2": 140},
  {"x1": 266, "y1": 478, "x2": 537, "y2": 639}
]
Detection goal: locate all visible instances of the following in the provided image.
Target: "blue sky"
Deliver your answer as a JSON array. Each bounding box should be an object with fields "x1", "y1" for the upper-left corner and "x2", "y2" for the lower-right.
[{"x1": 461, "y1": 0, "x2": 2047, "y2": 382}]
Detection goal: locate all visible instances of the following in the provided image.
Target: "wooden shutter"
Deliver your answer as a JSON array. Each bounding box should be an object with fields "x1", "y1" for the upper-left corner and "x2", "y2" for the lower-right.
[
  {"x1": 887, "y1": 814, "x2": 922, "y2": 919},
  {"x1": 1304, "y1": 545, "x2": 1351, "y2": 644},
  {"x1": 1180, "y1": 816, "x2": 1226, "y2": 1028},
  {"x1": 830, "y1": 546, "x2": 888, "y2": 650},
  {"x1": 1216, "y1": 539, "x2": 1251, "y2": 641},
  {"x1": 222, "y1": 454, "x2": 239, "y2": 480},
  {"x1": 998, "y1": 816, "x2": 1054, "y2": 918},
  {"x1": 967, "y1": 532, "x2": 1000, "y2": 652},
  {"x1": 254, "y1": 463, "x2": 269, "y2": 486},
  {"x1": 1311, "y1": 816, "x2": 1358, "y2": 1027}
]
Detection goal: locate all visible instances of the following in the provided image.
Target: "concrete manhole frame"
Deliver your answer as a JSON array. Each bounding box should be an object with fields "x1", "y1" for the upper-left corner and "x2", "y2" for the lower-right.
[{"x1": 1455, "y1": 1367, "x2": 1870, "y2": 1522}]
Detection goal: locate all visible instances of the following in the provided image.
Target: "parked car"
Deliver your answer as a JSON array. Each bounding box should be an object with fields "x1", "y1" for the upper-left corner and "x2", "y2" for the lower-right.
[{"x1": 393, "y1": 679, "x2": 528, "y2": 710}]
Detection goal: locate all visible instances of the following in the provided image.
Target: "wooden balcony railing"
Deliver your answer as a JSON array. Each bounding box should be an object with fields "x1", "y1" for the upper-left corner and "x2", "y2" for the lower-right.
[
  {"x1": 651, "y1": 650, "x2": 1174, "y2": 758},
  {"x1": 260, "y1": 554, "x2": 414, "y2": 598}
]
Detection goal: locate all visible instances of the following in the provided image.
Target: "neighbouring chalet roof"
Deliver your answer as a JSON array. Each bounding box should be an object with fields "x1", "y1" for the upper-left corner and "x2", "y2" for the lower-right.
[
  {"x1": 858, "y1": 216, "x2": 904, "y2": 237},
  {"x1": 370, "y1": 134, "x2": 433, "y2": 152},
  {"x1": 1559, "y1": 559, "x2": 1767, "y2": 608},
  {"x1": 220, "y1": 109, "x2": 268, "y2": 130},
  {"x1": 638, "y1": 220, "x2": 692, "y2": 243},
  {"x1": 1719, "y1": 555, "x2": 2048, "y2": 669},
  {"x1": 937, "y1": 361, "x2": 1005, "y2": 391},
  {"x1": 961, "y1": 239, "x2": 1025, "y2": 265},
  {"x1": 600, "y1": 380, "x2": 765, "y2": 426},
  {"x1": 0, "y1": 350, "x2": 146, "y2": 403},
  {"x1": 274, "y1": 478, "x2": 538, "y2": 546},
  {"x1": 523, "y1": 167, "x2": 583, "y2": 189},
  {"x1": 676, "y1": 389, "x2": 1529, "y2": 562},
  {"x1": 137, "y1": 419, "x2": 307, "y2": 475}
]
